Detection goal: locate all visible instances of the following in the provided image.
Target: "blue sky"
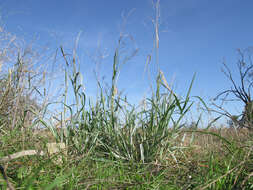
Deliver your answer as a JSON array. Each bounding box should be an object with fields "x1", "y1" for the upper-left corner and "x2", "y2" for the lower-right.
[{"x1": 1, "y1": 0, "x2": 253, "y2": 123}]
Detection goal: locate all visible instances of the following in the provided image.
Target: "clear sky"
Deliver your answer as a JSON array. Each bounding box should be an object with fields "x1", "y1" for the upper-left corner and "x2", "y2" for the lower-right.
[{"x1": 1, "y1": 0, "x2": 253, "y2": 123}]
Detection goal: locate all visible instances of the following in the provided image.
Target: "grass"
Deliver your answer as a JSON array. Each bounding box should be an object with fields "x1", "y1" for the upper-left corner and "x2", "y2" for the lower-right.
[
  {"x1": 0, "y1": 46, "x2": 252, "y2": 189},
  {"x1": 1, "y1": 127, "x2": 252, "y2": 189},
  {"x1": 0, "y1": 6, "x2": 253, "y2": 189}
]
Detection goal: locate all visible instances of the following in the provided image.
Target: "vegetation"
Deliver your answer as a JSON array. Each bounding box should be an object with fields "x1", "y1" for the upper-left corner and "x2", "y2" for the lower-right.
[
  {"x1": 0, "y1": 5, "x2": 253, "y2": 190},
  {"x1": 213, "y1": 48, "x2": 253, "y2": 131}
]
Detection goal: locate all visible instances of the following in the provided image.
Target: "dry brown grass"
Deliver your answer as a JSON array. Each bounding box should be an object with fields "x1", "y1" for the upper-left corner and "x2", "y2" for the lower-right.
[{"x1": 178, "y1": 127, "x2": 251, "y2": 147}]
